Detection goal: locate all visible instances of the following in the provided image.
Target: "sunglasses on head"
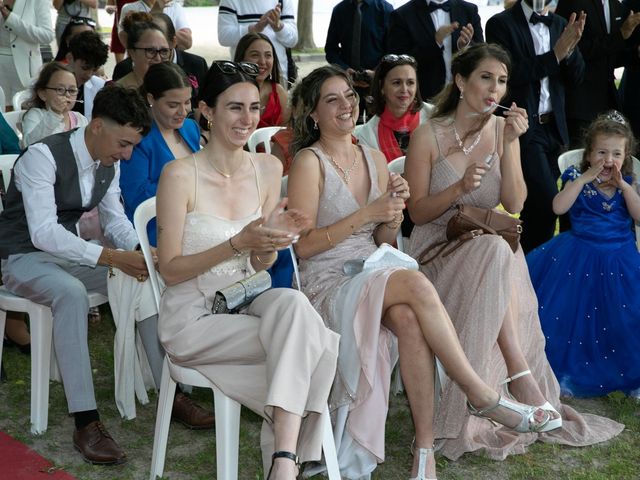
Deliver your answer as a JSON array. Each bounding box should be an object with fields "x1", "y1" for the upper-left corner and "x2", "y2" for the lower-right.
[
  {"x1": 214, "y1": 61, "x2": 260, "y2": 77},
  {"x1": 69, "y1": 17, "x2": 97, "y2": 28},
  {"x1": 381, "y1": 54, "x2": 417, "y2": 65}
]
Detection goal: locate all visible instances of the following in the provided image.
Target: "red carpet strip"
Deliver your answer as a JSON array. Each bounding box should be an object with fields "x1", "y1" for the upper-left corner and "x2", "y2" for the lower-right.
[{"x1": 0, "y1": 431, "x2": 77, "y2": 479}]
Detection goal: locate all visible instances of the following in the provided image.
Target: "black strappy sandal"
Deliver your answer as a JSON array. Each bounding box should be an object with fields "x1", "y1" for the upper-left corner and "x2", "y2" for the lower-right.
[{"x1": 266, "y1": 450, "x2": 299, "y2": 480}]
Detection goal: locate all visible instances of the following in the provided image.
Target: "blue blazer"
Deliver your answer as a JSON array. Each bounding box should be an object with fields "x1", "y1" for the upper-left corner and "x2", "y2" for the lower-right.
[
  {"x1": 486, "y1": 0, "x2": 585, "y2": 146},
  {"x1": 120, "y1": 118, "x2": 200, "y2": 246}
]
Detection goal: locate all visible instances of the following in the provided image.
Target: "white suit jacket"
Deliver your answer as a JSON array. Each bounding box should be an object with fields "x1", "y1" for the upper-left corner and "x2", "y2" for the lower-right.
[{"x1": 1, "y1": 0, "x2": 54, "y2": 88}]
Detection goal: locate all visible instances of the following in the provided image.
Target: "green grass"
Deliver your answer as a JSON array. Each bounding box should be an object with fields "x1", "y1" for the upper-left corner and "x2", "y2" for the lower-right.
[{"x1": 1, "y1": 309, "x2": 639, "y2": 479}]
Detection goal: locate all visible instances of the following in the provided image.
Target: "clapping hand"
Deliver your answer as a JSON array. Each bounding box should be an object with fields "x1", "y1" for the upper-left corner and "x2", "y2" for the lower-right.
[
  {"x1": 456, "y1": 23, "x2": 474, "y2": 50},
  {"x1": 436, "y1": 22, "x2": 460, "y2": 46},
  {"x1": 264, "y1": 198, "x2": 311, "y2": 242},
  {"x1": 502, "y1": 103, "x2": 529, "y2": 144},
  {"x1": 387, "y1": 172, "x2": 410, "y2": 201},
  {"x1": 554, "y1": 11, "x2": 586, "y2": 61},
  {"x1": 266, "y1": 4, "x2": 283, "y2": 31}
]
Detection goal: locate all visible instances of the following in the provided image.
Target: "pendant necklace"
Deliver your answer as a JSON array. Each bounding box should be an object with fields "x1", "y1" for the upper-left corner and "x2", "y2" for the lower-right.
[
  {"x1": 453, "y1": 122, "x2": 482, "y2": 156},
  {"x1": 322, "y1": 143, "x2": 359, "y2": 184},
  {"x1": 210, "y1": 152, "x2": 245, "y2": 178}
]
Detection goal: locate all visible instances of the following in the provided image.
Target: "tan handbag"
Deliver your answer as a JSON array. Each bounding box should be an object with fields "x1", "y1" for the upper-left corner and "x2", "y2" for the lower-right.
[{"x1": 418, "y1": 205, "x2": 522, "y2": 265}]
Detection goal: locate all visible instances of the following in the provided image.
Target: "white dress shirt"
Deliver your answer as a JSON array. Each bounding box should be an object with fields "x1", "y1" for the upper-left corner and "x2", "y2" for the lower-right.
[
  {"x1": 427, "y1": 0, "x2": 453, "y2": 83},
  {"x1": 13, "y1": 127, "x2": 139, "y2": 267},
  {"x1": 521, "y1": 1, "x2": 553, "y2": 115}
]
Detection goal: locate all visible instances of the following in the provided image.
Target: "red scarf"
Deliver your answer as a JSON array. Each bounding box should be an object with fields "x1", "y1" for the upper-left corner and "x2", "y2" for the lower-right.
[{"x1": 377, "y1": 106, "x2": 420, "y2": 163}]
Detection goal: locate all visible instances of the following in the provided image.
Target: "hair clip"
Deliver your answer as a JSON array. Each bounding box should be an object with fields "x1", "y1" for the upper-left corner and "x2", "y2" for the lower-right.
[{"x1": 605, "y1": 110, "x2": 626, "y2": 125}]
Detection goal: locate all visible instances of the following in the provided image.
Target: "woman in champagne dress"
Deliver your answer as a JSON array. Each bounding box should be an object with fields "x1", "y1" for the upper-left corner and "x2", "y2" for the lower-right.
[
  {"x1": 406, "y1": 43, "x2": 624, "y2": 461},
  {"x1": 156, "y1": 61, "x2": 339, "y2": 479},
  {"x1": 288, "y1": 65, "x2": 551, "y2": 480}
]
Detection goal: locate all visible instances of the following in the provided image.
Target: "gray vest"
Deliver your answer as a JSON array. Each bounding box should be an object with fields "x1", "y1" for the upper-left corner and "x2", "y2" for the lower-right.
[{"x1": 0, "y1": 129, "x2": 114, "y2": 259}]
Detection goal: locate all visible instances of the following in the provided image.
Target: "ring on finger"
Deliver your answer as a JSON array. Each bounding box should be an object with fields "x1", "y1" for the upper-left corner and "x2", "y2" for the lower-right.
[{"x1": 137, "y1": 274, "x2": 144, "y2": 282}]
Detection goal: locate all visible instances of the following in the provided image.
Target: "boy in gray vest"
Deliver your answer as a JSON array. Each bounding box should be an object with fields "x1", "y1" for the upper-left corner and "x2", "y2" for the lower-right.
[{"x1": 0, "y1": 84, "x2": 212, "y2": 465}]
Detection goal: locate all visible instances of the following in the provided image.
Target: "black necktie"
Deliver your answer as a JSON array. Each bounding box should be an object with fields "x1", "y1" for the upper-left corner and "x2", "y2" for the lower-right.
[
  {"x1": 426, "y1": 1, "x2": 451, "y2": 13},
  {"x1": 351, "y1": 2, "x2": 362, "y2": 69},
  {"x1": 530, "y1": 12, "x2": 552, "y2": 27}
]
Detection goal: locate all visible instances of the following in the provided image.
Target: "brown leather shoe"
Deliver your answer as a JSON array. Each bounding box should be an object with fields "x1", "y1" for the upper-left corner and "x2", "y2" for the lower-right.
[
  {"x1": 172, "y1": 392, "x2": 215, "y2": 430},
  {"x1": 73, "y1": 421, "x2": 127, "y2": 465}
]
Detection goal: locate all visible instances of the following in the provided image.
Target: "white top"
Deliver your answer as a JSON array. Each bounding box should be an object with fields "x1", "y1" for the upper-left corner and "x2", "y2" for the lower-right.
[
  {"x1": 118, "y1": 0, "x2": 190, "y2": 32},
  {"x1": 13, "y1": 127, "x2": 139, "y2": 266},
  {"x1": 217, "y1": 0, "x2": 298, "y2": 78},
  {"x1": 21, "y1": 108, "x2": 89, "y2": 148},
  {"x1": 427, "y1": 0, "x2": 453, "y2": 84},
  {"x1": 521, "y1": 1, "x2": 552, "y2": 115}
]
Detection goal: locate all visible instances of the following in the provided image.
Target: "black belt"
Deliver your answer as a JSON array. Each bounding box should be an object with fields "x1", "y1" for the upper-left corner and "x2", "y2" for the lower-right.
[{"x1": 536, "y1": 112, "x2": 553, "y2": 124}]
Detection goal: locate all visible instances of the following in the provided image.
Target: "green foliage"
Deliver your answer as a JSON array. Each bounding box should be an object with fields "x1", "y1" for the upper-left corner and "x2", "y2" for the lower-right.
[{"x1": 184, "y1": 0, "x2": 217, "y2": 6}]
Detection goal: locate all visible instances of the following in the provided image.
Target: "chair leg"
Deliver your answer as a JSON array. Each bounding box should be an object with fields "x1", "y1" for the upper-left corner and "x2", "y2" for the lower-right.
[
  {"x1": 149, "y1": 358, "x2": 178, "y2": 480},
  {"x1": 29, "y1": 306, "x2": 53, "y2": 435},
  {"x1": 321, "y1": 405, "x2": 341, "y2": 480},
  {"x1": 213, "y1": 388, "x2": 241, "y2": 480},
  {"x1": 0, "y1": 308, "x2": 6, "y2": 375}
]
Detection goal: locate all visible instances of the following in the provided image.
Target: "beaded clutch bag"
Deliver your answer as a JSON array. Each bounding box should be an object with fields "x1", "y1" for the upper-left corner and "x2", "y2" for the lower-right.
[{"x1": 211, "y1": 270, "x2": 272, "y2": 314}]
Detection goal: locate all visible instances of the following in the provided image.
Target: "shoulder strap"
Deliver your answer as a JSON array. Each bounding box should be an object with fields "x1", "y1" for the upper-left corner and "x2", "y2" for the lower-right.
[{"x1": 192, "y1": 154, "x2": 199, "y2": 211}]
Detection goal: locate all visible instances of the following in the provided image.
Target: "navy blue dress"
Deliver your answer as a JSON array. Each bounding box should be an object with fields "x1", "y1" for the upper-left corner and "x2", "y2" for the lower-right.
[{"x1": 526, "y1": 165, "x2": 640, "y2": 397}]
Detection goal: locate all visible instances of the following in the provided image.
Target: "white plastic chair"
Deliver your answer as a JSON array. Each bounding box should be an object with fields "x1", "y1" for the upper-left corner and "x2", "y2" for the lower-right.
[
  {"x1": 388, "y1": 156, "x2": 407, "y2": 252},
  {"x1": 135, "y1": 197, "x2": 339, "y2": 480},
  {"x1": 3, "y1": 110, "x2": 23, "y2": 140},
  {"x1": 0, "y1": 86, "x2": 5, "y2": 113},
  {"x1": 247, "y1": 126, "x2": 285, "y2": 154},
  {"x1": 12, "y1": 89, "x2": 30, "y2": 112},
  {"x1": 0, "y1": 288, "x2": 108, "y2": 434},
  {"x1": 557, "y1": 148, "x2": 640, "y2": 250}
]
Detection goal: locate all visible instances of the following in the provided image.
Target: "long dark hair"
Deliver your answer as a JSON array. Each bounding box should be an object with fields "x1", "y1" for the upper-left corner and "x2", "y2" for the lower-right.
[
  {"x1": 369, "y1": 54, "x2": 423, "y2": 117},
  {"x1": 290, "y1": 65, "x2": 357, "y2": 157},
  {"x1": 233, "y1": 32, "x2": 281, "y2": 85},
  {"x1": 197, "y1": 61, "x2": 259, "y2": 132},
  {"x1": 142, "y1": 63, "x2": 191, "y2": 101},
  {"x1": 579, "y1": 111, "x2": 637, "y2": 178}
]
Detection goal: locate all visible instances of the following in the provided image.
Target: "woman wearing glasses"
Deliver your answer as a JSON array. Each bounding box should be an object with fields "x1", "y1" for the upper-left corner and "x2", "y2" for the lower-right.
[
  {"x1": 155, "y1": 60, "x2": 339, "y2": 479},
  {"x1": 116, "y1": 17, "x2": 170, "y2": 89},
  {"x1": 234, "y1": 33, "x2": 290, "y2": 128},
  {"x1": 355, "y1": 54, "x2": 433, "y2": 163},
  {"x1": 288, "y1": 65, "x2": 551, "y2": 480},
  {"x1": 21, "y1": 62, "x2": 87, "y2": 148}
]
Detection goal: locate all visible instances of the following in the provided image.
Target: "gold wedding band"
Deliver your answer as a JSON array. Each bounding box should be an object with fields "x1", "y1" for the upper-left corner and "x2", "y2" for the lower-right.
[{"x1": 137, "y1": 274, "x2": 144, "y2": 282}]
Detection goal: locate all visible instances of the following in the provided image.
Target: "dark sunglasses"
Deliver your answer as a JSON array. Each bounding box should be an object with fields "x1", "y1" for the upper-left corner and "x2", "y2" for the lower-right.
[
  {"x1": 214, "y1": 61, "x2": 260, "y2": 77},
  {"x1": 381, "y1": 54, "x2": 417, "y2": 65},
  {"x1": 69, "y1": 17, "x2": 97, "y2": 28}
]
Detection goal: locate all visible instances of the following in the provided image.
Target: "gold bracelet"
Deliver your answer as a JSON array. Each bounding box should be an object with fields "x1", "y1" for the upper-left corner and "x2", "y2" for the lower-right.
[
  {"x1": 229, "y1": 237, "x2": 242, "y2": 257},
  {"x1": 106, "y1": 248, "x2": 115, "y2": 278},
  {"x1": 255, "y1": 252, "x2": 277, "y2": 265},
  {"x1": 384, "y1": 213, "x2": 404, "y2": 230},
  {"x1": 325, "y1": 227, "x2": 335, "y2": 248}
]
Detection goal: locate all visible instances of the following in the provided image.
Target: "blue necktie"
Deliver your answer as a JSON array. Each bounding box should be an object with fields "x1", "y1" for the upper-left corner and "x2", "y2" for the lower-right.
[{"x1": 426, "y1": 1, "x2": 451, "y2": 13}]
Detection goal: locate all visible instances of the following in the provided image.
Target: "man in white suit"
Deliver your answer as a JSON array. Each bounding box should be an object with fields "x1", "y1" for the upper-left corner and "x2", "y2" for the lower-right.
[{"x1": 0, "y1": 0, "x2": 54, "y2": 109}]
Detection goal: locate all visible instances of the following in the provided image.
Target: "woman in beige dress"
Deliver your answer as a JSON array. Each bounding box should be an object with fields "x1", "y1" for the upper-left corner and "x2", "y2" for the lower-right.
[
  {"x1": 155, "y1": 61, "x2": 340, "y2": 480},
  {"x1": 406, "y1": 43, "x2": 624, "y2": 461},
  {"x1": 288, "y1": 65, "x2": 550, "y2": 480}
]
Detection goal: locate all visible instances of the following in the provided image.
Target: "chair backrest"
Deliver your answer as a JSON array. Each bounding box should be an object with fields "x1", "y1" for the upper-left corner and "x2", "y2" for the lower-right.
[
  {"x1": 388, "y1": 156, "x2": 406, "y2": 175},
  {"x1": 12, "y1": 90, "x2": 30, "y2": 112},
  {"x1": 133, "y1": 197, "x2": 163, "y2": 310},
  {"x1": 0, "y1": 86, "x2": 5, "y2": 113},
  {"x1": 557, "y1": 148, "x2": 584, "y2": 174},
  {"x1": 0, "y1": 154, "x2": 18, "y2": 191},
  {"x1": 3, "y1": 110, "x2": 23, "y2": 139},
  {"x1": 247, "y1": 126, "x2": 285, "y2": 154}
]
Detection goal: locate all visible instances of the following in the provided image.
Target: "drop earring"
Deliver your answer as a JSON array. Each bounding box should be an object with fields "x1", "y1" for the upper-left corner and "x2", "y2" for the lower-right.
[
  {"x1": 313, "y1": 119, "x2": 318, "y2": 130},
  {"x1": 459, "y1": 90, "x2": 464, "y2": 99},
  {"x1": 207, "y1": 118, "x2": 213, "y2": 130}
]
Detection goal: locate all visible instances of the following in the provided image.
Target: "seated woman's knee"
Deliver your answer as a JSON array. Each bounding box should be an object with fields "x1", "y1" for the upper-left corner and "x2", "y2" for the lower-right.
[{"x1": 386, "y1": 304, "x2": 422, "y2": 338}]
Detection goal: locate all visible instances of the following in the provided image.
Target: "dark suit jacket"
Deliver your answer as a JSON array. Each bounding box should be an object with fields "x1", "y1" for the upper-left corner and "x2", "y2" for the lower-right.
[
  {"x1": 111, "y1": 50, "x2": 208, "y2": 109},
  {"x1": 386, "y1": 0, "x2": 483, "y2": 100},
  {"x1": 555, "y1": 0, "x2": 630, "y2": 121},
  {"x1": 485, "y1": 1, "x2": 585, "y2": 146}
]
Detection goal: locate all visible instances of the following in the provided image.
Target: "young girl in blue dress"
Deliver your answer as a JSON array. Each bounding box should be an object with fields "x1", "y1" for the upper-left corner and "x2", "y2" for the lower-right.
[{"x1": 527, "y1": 111, "x2": 640, "y2": 397}]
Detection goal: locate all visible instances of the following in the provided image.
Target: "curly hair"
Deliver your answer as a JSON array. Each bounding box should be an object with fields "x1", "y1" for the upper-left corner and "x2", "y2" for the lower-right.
[
  {"x1": 26, "y1": 62, "x2": 76, "y2": 110},
  {"x1": 92, "y1": 84, "x2": 151, "y2": 136},
  {"x1": 290, "y1": 65, "x2": 357, "y2": 157},
  {"x1": 578, "y1": 111, "x2": 637, "y2": 178},
  {"x1": 67, "y1": 30, "x2": 109, "y2": 69}
]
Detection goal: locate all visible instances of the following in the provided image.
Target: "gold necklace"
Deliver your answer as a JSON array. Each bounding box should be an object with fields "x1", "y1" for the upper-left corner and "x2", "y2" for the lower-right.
[
  {"x1": 210, "y1": 152, "x2": 245, "y2": 178},
  {"x1": 321, "y1": 143, "x2": 359, "y2": 184}
]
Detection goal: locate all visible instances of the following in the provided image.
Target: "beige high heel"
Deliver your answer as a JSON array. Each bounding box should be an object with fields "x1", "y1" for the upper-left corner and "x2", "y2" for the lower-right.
[
  {"x1": 467, "y1": 395, "x2": 550, "y2": 433},
  {"x1": 500, "y1": 370, "x2": 562, "y2": 432}
]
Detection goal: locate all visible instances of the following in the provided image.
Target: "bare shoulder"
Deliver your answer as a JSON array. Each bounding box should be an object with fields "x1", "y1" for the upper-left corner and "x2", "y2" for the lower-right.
[
  {"x1": 252, "y1": 152, "x2": 283, "y2": 177},
  {"x1": 161, "y1": 155, "x2": 194, "y2": 184}
]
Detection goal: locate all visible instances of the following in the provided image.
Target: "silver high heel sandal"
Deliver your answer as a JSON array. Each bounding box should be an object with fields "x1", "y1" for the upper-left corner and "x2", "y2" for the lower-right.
[
  {"x1": 500, "y1": 370, "x2": 563, "y2": 432},
  {"x1": 409, "y1": 439, "x2": 436, "y2": 480},
  {"x1": 467, "y1": 395, "x2": 550, "y2": 433}
]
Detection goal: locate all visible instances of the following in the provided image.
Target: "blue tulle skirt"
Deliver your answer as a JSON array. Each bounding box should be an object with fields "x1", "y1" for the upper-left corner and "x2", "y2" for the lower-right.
[{"x1": 526, "y1": 232, "x2": 640, "y2": 397}]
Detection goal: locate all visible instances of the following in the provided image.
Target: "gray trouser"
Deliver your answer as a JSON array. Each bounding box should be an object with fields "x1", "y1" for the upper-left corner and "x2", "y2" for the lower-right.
[{"x1": 1, "y1": 251, "x2": 165, "y2": 413}]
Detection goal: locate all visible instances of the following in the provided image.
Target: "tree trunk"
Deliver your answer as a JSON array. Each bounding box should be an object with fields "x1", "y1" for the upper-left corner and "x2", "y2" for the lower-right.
[{"x1": 295, "y1": 0, "x2": 315, "y2": 50}]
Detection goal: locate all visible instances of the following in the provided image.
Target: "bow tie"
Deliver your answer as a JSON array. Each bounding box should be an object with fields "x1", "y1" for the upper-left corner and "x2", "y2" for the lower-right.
[
  {"x1": 426, "y1": 1, "x2": 451, "y2": 13},
  {"x1": 530, "y1": 12, "x2": 552, "y2": 26}
]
